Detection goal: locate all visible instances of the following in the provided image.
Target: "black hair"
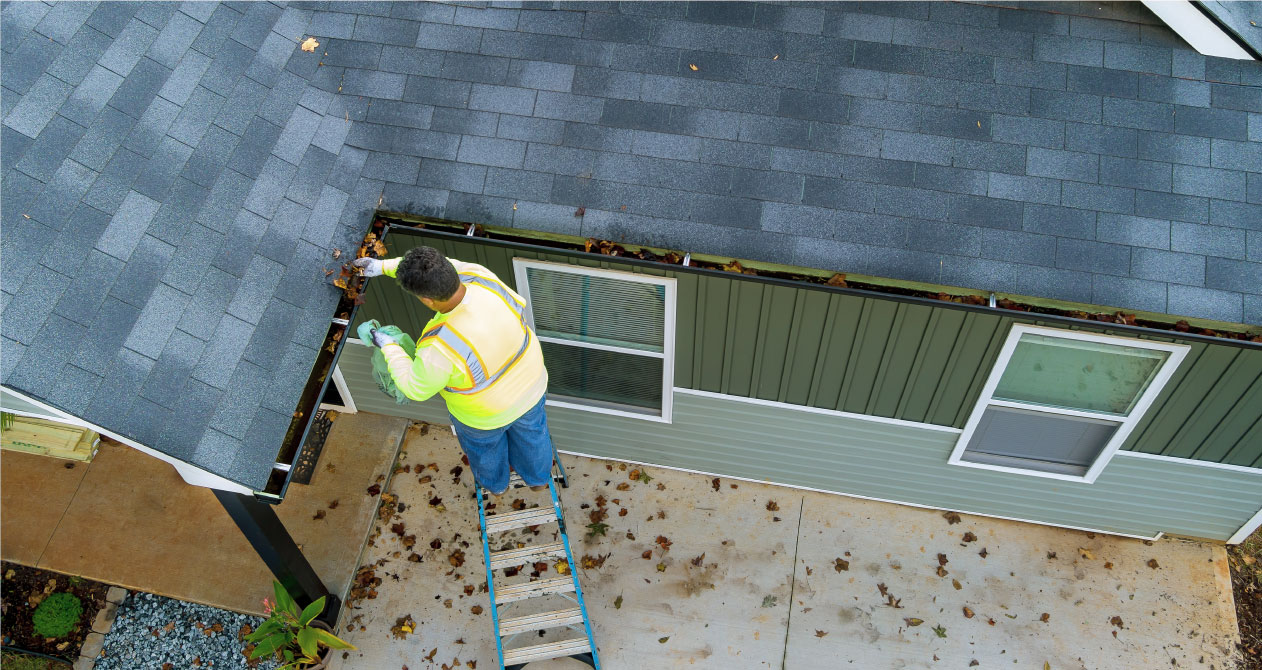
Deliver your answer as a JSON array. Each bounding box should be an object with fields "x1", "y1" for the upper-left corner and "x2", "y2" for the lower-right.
[{"x1": 396, "y1": 246, "x2": 460, "y2": 301}]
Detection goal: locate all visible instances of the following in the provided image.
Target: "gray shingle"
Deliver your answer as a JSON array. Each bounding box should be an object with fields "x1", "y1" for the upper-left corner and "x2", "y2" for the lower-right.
[
  {"x1": 133, "y1": 135, "x2": 195, "y2": 202},
  {"x1": 191, "y1": 313, "x2": 253, "y2": 388},
  {"x1": 69, "y1": 297, "x2": 139, "y2": 373},
  {"x1": 1, "y1": 266, "x2": 71, "y2": 345},
  {"x1": 1210, "y1": 199, "x2": 1262, "y2": 232},
  {"x1": 1103, "y1": 42, "x2": 1170, "y2": 76},
  {"x1": 1099, "y1": 156, "x2": 1171, "y2": 192},
  {"x1": 1030, "y1": 88, "x2": 1102, "y2": 124},
  {"x1": 1034, "y1": 34, "x2": 1102, "y2": 67},
  {"x1": 1167, "y1": 284, "x2": 1241, "y2": 323},
  {"x1": 976, "y1": 228, "x2": 1055, "y2": 266},
  {"x1": 1096, "y1": 213, "x2": 1170, "y2": 250},
  {"x1": 1136, "y1": 190, "x2": 1208, "y2": 224},
  {"x1": 99, "y1": 18, "x2": 159, "y2": 76},
  {"x1": 1027, "y1": 147, "x2": 1097, "y2": 183},
  {"x1": 147, "y1": 10, "x2": 204, "y2": 69},
  {"x1": 122, "y1": 95, "x2": 181, "y2": 156},
  {"x1": 1064, "y1": 122, "x2": 1135, "y2": 158},
  {"x1": 167, "y1": 85, "x2": 225, "y2": 146},
  {"x1": 225, "y1": 255, "x2": 285, "y2": 325},
  {"x1": 4, "y1": 75, "x2": 74, "y2": 139},
  {"x1": 1138, "y1": 75, "x2": 1209, "y2": 107},
  {"x1": 1172, "y1": 164, "x2": 1246, "y2": 202},
  {"x1": 95, "y1": 190, "x2": 161, "y2": 261},
  {"x1": 33, "y1": 1, "x2": 96, "y2": 44},
  {"x1": 987, "y1": 173, "x2": 1060, "y2": 206},
  {"x1": 189, "y1": 3, "x2": 243, "y2": 56},
  {"x1": 1055, "y1": 238, "x2": 1130, "y2": 276},
  {"x1": 1091, "y1": 275, "x2": 1167, "y2": 314},
  {"x1": 182, "y1": 124, "x2": 241, "y2": 188},
  {"x1": 1138, "y1": 131, "x2": 1210, "y2": 167},
  {"x1": 271, "y1": 104, "x2": 323, "y2": 166},
  {"x1": 1171, "y1": 221, "x2": 1244, "y2": 259},
  {"x1": 124, "y1": 283, "x2": 190, "y2": 359},
  {"x1": 26, "y1": 159, "x2": 97, "y2": 230},
  {"x1": 107, "y1": 234, "x2": 177, "y2": 308},
  {"x1": 1023, "y1": 203, "x2": 1096, "y2": 239},
  {"x1": 308, "y1": 11, "x2": 357, "y2": 39},
  {"x1": 1062, "y1": 181, "x2": 1134, "y2": 214},
  {"x1": 1175, "y1": 105, "x2": 1249, "y2": 141},
  {"x1": 1210, "y1": 138, "x2": 1262, "y2": 172},
  {"x1": 2, "y1": 30, "x2": 62, "y2": 96}
]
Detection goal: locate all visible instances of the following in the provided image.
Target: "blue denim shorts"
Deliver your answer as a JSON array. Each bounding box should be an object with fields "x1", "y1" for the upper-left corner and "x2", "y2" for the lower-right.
[{"x1": 450, "y1": 395, "x2": 555, "y2": 493}]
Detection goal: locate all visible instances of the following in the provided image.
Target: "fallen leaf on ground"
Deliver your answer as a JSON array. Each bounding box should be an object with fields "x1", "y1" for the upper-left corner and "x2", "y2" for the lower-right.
[
  {"x1": 766, "y1": 500, "x2": 780, "y2": 512},
  {"x1": 312, "y1": 510, "x2": 326, "y2": 520},
  {"x1": 641, "y1": 550, "x2": 652, "y2": 560},
  {"x1": 1147, "y1": 559, "x2": 1160, "y2": 569},
  {"x1": 937, "y1": 553, "x2": 948, "y2": 566},
  {"x1": 1079, "y1": 548, "x2": 1094, "y2": 560},
  {"x1": 688, "y1": 64, "x2": 698, "y2": 71},
  {"x1": 932, "y1": 624, "x2": 947, "y2": 638},
  {"x1": 1040, "y1": 612, "x2": 1050, "y2": 622},
  {"x1": 943, "y1": 512, "x2": 961, "y2": 524},
  {"x1": 1104, "y1": 561, "x2": 1113, "y2": 570},
  {"x1": 367, "y1": 484, "x2": 381, "y2": 496},
  {"x1": 586, "y1": 522, "x2": 609, "y2": 537},
  {"x1": 614, "y1": 595, "x2": 622, "y2": 609},
  {"x1": 471, "y1": 605, "x2": 483, "y2": 615},
  {"x1": 936, "y1": 566, "x2": 948, "y2": 578},
  {"x1": 712, "y1": 478, "x2": 721, "y2": 491},
  {"x1": 815, "y1": 630, "x2": 828, "y2": 637},
  {"x1": 690, "y1": 553, "x2": 706, "y2": 567},
  {"x1": 448, "y1": 550, "x2": 465, "y2": 568},
  {"x1": 555, "y1": 560, "x2": 570, "y2": 575},
  {"x1": 761, "y1": 595, "x2": 777, "y2": 608},
  {"x1": 834, "y1": 558, "x2": 849, "y2": 572},
  {"x1": 656, "y1": 562, "x2": 666, "y2": 572},
  {"x1": 951, "y1": 579, "x2": 962, "y2": 591},
  {"x1": 963, "y1": 607, "x2": 974, "y2": 618},
  {"x1": 301, "y1": 37, "x2": 319, "y2": 52},
  {"x1": 659, "y1": 636, "x2": 670, "y2": 643},
  {"x1": 1110, "y1": 615, "x2": 1124, "y2": 628},
  {"x1": 979, "y1": 548, "x2": 988, "y2": 558},
  {"x1": 904, "y1": 618, "x2": 924, "y2": 626},
  {"x1": 962, "y1": 532, "x2": 976, "y2": 542}
]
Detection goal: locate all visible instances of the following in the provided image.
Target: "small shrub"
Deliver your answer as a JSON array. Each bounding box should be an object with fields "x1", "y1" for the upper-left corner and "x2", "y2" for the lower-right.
[{"x1": 32, "y1": 593, "x2": 82, "y2": 638}]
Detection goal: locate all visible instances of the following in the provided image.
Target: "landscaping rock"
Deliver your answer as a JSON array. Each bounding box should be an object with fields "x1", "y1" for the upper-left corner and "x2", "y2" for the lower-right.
[
  {"x1": 91, "y1": 602, "x2": 117, "y2": 634},
  {"x1": 80, "y1": 632, "x2": 105, "y2": 659},
  {"x1": 93, "y1": 592, "x2": 278, "y2": 670},
  {"x1": 104, "y1": 587, "x2": 127, "y2": 605}
]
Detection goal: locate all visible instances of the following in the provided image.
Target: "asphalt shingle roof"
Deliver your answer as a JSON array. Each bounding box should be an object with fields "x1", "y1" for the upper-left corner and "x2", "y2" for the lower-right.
[{"x1": 2, "y1": 1, "x2": 1260, "y2": 490}]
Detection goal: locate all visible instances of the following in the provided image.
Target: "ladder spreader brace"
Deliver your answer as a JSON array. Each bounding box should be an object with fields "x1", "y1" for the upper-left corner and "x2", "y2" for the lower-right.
[{"x1": 474, "y1": 450, "x2": 600, "y2": 670}]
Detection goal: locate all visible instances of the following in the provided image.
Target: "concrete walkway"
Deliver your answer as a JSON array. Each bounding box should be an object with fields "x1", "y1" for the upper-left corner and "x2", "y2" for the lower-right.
[
  {"x1": 328, "y1": 418, "x2": 1240, "y2": 670},
  {"x1": 0, "y1": 411, "x2": 406, "y2": 615}
]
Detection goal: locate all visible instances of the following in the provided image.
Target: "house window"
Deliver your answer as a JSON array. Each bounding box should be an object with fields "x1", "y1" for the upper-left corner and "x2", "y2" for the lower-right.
[
  {"x1": 948, "y1": 325, "x2": 1188, "y2": 483},
  {"x1": 513, "y1": 259, "x2": 676, "y2": 422}
]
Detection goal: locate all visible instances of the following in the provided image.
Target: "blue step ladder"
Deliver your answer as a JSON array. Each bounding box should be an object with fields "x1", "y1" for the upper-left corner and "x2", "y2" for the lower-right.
[{"x1": 475, "y1": 452, "x2": 600, "y2": 670}]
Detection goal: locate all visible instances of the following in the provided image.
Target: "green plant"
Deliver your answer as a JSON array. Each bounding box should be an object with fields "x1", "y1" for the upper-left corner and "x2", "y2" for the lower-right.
[
  {"x1": 31, "y1": 593, "x2": 82, "y2": 638},
  {"x1": 1, "y1": 650, "x2": 71, "y2": 669},
  {"x1": 246, "y1": 581, "x2": 355, "y2": 669},
  {"x1": 1, "y1": 412, "x2": 14, "y2": 431}
]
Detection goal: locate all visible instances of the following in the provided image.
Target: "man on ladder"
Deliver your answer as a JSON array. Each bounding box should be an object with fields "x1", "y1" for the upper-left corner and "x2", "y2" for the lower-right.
[{"x1": 355, "y1": 247, "x2": 600, "y2": 669}]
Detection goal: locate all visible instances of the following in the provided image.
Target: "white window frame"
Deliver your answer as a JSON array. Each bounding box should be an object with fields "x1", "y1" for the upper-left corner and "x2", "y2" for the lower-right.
[
  {"x1": 318, "y1": 364, "x2": 358, "y2": 414},
  {"x1": 947, "y1": 324, "x2": 1189, "y2": 484},
  {"x1": 512, "y1": 258, "x2": 676, "y2": 424}
]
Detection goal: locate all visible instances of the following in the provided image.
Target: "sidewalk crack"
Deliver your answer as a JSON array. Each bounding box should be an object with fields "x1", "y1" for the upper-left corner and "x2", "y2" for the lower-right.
[{"x1": 780, "y1": 495, "x2": 806, "y2": 670}]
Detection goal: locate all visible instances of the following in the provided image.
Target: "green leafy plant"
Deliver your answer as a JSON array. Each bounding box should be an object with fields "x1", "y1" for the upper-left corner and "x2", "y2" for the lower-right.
[
  {"x1": 32, "y1": 592, "x2": 82, "y2": 638},
  {"x1": 246, "y1": 581, "x2": 355, "y2": 669},
  {"x1": 1, "y1": 412, "x2": 15, "y2": 431}
]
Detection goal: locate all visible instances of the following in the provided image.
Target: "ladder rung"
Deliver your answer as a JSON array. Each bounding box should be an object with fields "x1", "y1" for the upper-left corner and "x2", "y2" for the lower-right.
[
  {"x1": 494, "y1": 577, "x2": 574, "y2": 604},
  {"x1": 502, "y1": 637, "x2": 591, "y2": 665},
  {"x1": 488, "y1": 542, "x2": 568, "y2": 570},
  {"x1": 497, "y1": 607, "x2": 585, "y2": 637},
  {"x1": 509, "y1": 472, "x2": 524, "y2": 486},
  {"x1": 485, "y1": 507, "x2": 557, "y2": 534}
]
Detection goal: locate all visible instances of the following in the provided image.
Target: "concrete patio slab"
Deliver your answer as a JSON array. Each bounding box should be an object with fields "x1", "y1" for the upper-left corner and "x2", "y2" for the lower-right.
[
  {"x1": 0, "y1": 449, "x2": 87, "y2": 565},
  {"x1": 3, "y1": 412, "x2": 406, "y2": 615},
  {"x1": 327, "y1": 417, "x2": 1240, "y2": 670}
]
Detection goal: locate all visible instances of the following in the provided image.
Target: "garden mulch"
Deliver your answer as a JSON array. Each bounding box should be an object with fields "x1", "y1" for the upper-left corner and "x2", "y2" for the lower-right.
[
  {"x1": 1, "y1": 561, "x2": 107, "y2": 660},
  {"x1": 1231, "y1": 527, "x2": 1262, "y2": 669}
]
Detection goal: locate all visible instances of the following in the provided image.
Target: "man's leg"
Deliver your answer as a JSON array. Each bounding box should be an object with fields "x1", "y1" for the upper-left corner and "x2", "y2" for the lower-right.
[
  {"x1": 450, "y1": 415, "x2": 512, "y2": 494},
  {"x1": 504, "y1": 396, "x2": 556, "y2": 488}
]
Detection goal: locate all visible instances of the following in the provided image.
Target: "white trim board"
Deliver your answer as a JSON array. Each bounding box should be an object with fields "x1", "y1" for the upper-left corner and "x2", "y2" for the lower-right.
[
  {"x1": 1116, "y1": 449, "x2": 1262, "y2": 475},
  {"x1": 1142, "y1": 0, "x2": 1255, "y2": 60},
  {"x1": 1229, "y1": 506, "x2": 1262, "y2": 545},
  {"x1": 513, "y1": 257, "x2": 678, "y2": 424},
  {"x1": 319, "y1": 364, "x2": 358, "y2": 414},
  {"x1": 0, "y1": 386, "x2": 253, "y2": 494},
  {"x1": 947, "y1": 324, "x2": 1190, "y2": 484},
  {"x1": 553, "y1": 446, "x2": 1165, "y2": 543}
]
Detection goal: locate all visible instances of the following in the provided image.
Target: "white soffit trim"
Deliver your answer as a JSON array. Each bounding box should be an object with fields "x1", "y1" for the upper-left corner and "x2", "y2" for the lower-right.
[
  {"x1": 1142, "y1": 0, "x2": 1255, "y2": 60},
  {"x1": 554, "y1": 447, "x2": 1165, "y2": 542},
  {"x1": 1229, "y1": 506, "x2": 1262, "y2": 545},
  {"x1": 0, "y1": 386, "x2": 253, "y2": 494}
]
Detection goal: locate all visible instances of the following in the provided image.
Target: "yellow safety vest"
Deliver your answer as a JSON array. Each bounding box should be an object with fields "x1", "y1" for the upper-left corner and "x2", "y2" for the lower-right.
[{"x1": 384, "y1": 260, "x2": 547, "y2": 429}]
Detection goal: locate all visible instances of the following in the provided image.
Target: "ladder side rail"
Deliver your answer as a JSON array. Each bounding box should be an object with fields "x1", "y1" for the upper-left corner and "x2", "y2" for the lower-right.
[
  {"x1": 550, "y1": 481, "x2": 601, "y2": 669},
  {"x1": 477, "y1": 491, "x2": 508, "y2": 669}
]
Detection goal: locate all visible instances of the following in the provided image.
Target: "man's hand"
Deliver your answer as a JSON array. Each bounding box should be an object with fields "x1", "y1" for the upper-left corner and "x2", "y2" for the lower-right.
[
  {"x1": 370, "y1": 328, "x2": 400, "y2": 349},
  {"x1": 352, "y1": 257, "x2": 385, "y2": 277}
]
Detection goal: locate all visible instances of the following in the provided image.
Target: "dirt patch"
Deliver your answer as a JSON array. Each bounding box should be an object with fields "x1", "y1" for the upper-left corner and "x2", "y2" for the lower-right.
[
  {"x1": 1, "y1": 562, "x2": 108, "y2": 661},
  {"x1": 1231, "y1": 528, "x2": 1262, "y2": 668}
]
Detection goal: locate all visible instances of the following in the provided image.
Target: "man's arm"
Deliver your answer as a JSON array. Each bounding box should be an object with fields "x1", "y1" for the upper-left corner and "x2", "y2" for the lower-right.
[
  {"x1": 380, "y1": 342, "x2": 462, "y2": 402},
  {"x1": 352, "y1": 257, "x2": 402, "y2": 278}
]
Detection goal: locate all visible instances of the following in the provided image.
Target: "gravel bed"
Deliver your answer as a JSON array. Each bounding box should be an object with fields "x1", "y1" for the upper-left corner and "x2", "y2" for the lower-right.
[{"x1": 95, "y1": 592, "x2": 279, "y2": 670}]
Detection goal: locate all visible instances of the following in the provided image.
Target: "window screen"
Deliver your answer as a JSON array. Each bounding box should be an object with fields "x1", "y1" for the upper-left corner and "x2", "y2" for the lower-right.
[
  {"x1": 515, "y1": 260, "x2": 675, "y2": 421},
  {"x1": 952, "y1": 325, "x2": 1186, "y2": 482},
  {"x1": 960, "y1": 407, "x2": 1120, "y2": 476}
]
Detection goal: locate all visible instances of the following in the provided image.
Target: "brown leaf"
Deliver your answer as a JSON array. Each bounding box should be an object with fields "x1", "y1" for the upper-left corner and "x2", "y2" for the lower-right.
[
  {"x1": 391, "y1": 523, "x2": 406, "y2": 536},
  {"x1": 951, "y1": 579, "x2": 962, "y2": 591},
  {"x1": 826, "y1": 273, "x2": 847, "y2": 287},
  {"x1": 936, "y1": 566, "x2": 948, "y2": 578},
  {"x1": 1104, "y1": 561, "x2": 1113, "y2": 570},
  {"x1": 1147, "y1": 559, "x2": 1160, "y2": 569},
  {"x1": 641, "y1": 550, "x2": 653, "y2": 560},
  {"x1": 313, "y1": 509, "x2": 326, "y2": 520},
  {"x1": 766, "y1": 500, "x2": 780, "y2": 512},
  {"x1": 328, "y1": 500, "x2": 339, "y2": 509},
  {"x1": 1040, "y1": 612, "x2": 1050, "y2": 623},
  {"x1": 978, "y1": 548, "x2": 988, "y2": 559},
  {"x1": 814, "y1": 630, "x2": 828, "y2": 638},
  {"x1": 430, "y1": 538, "x2": 442, "y2": 550},
  {"x1": 962, "y1": 532, "x2": 977, "y2": 543},
  {"x1": 690, "y1": 553, "x2": 706, "y2": 567},
  {"x1": 937, "y1": 553, "x2": 948, "y2": 566},
  {"x1": 301, "y1": 37, "x2": 319, "y2": 52},
  {"x1": 963, "y1": 606, "x2": 974, "y2": 619},
  {"x1": 372, "y1": 240, "x2": 388, "y2": 256},
  {"x1": 1047, "y1": 551, "x2": 1057, "y2": 559},
  {"x1": 943, "y1": 512, "x2": 962, "y2": 525},
  {"x1": 1078, "y1": 547, "x2": 1095, "y2": 560},
  {"x1": 407, "y1": 553, "x2": 422, "y2": 563},
  {"x1": 904, "y1": 617, "x2": 924, "y2": 626},
  {"x1": 471, "y1": 605, "x2": 483, "y2": 615},
  {"x1": 614, "y1": 595, "x2": 623, "y2": 609},
  {"x1": 688, "y1": 63, "x2": 699, "y2": 71},
  {"x1": 574, "y1": 207, "x2": 585, "y2": 217},
  {"x1": 711, "y1": 478, "x2": 721, "y2": 491},
  {"x1": 833, "y1": 558, "x2": 849, "y2": 572},
  {"x1": 448, "y1": 550, "x2": 466, "y2": 568},
  {"x1": 367, "y1": 484, "x2": 381, "y2": 496},
  {"x1": 655, "y1": 535, "x2": 673, "y2": 552},
  {"x1": 1110, "y1": 615, "x2": 1124, "y2": 628},
  {"x1": 616, "y1": 482, "x2": 630, "y2": 491}
]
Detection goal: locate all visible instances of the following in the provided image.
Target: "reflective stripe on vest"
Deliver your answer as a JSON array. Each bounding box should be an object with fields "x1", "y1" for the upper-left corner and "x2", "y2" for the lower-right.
[{"x1": 419, "y1": 272, "x2": 530, "y2": 395}]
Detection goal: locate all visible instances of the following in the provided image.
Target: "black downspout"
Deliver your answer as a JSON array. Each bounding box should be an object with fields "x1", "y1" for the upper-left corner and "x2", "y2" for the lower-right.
[{"x1": 214, "y1": 490, "x2": 342, "y2": 628}]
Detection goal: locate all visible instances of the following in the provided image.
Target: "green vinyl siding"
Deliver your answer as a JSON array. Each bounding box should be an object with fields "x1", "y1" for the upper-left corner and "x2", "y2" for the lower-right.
[
  {"x1": 336, "y1": 347, "x2": 1262, "y2": 542},
  {"x1": 356, "y1": 228, "x2": 1262, "y2": 468}
]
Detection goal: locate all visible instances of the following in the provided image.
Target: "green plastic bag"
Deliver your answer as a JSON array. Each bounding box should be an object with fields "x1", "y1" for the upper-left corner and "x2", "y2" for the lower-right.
[{"x1": 358, "y1": 319, "x2": 417, "y2": 405}]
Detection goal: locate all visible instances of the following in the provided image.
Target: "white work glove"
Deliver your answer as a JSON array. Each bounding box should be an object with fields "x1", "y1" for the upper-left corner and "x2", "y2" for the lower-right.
[
  {"x1": 370, "y1": 328, "x2": 400, "y2": 349},
  {"x1": 352, "y1": 257, "x2": 385, "y2": 277}
]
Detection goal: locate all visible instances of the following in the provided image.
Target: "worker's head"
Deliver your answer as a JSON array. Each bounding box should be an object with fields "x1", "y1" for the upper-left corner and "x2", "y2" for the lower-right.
[{"x1": 396, "y1": 246, "x2": 461, "y2": 311}]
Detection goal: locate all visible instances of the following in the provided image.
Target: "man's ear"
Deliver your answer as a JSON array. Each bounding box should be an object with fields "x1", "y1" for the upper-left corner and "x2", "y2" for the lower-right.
[{"x1": 419, "y1": 296, "x2": 437, "y2": 311}]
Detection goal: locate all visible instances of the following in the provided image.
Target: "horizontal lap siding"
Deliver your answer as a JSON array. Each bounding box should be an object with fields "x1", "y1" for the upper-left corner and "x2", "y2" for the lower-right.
[
  {"x1": 354, "y1": 229, "x2": 1262, "y2": 469},
  {"x1": 338, "y1": 357, "x2": 1262, "y2": 541}
]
